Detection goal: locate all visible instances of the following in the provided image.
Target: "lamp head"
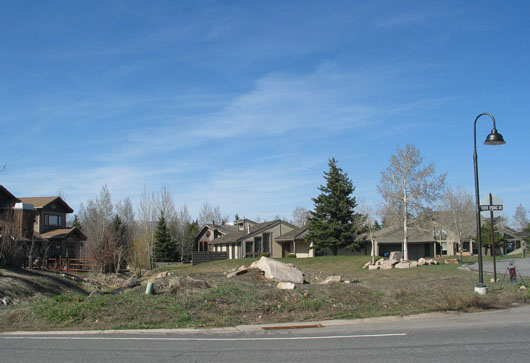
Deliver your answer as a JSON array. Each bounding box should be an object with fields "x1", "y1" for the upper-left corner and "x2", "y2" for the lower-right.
[{"x1": 484, "y1": 128, "x2": 506, "y2": 145}]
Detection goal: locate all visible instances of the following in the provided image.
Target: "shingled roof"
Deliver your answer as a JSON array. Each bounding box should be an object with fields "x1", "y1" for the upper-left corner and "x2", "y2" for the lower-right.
[
  {"x1": 275, "y1": 226, "x2": 307, "y2": 241},
  {"x1": 38, "y1": 227, "x2": 87, "y2": 241},
  {"x1": 211, "y1": 219, "x2": 294, "y2": 245},
  {"x1": 18, "y1": 196, "x2": 74, "y2": 213},
  {"x1": 203, "y1": 224, "x2": 237, "y2": 235}
]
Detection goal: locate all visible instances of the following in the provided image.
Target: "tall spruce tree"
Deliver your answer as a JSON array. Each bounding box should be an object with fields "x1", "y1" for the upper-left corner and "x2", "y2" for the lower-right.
[
  {"x1": 153, "y1": 212, "x2": 175, "y2": 262},
  {"x1": 306, "y1": 158, "x2": 362, "y2": 255}
]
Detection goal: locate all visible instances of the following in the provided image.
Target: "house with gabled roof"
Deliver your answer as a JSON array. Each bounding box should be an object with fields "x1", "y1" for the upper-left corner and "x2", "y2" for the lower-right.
[
  {"x1": 0, "y1": 185, "x2": 87, "y2": 265},
  {"x1": 195, "y1": 222, "x2": 238, "y2": 252},
  {"x1": 274, "y1": 226, "x2": 315, "y2": 258},
  {"x1": 197, "y1": 218, "x2": 300, "y2": 259},
  {"x1": 370, "y1": 212, "x2": 476, "y2": 259},
  {"x1": 18, "y1": 195, "x2": 87, "y2": 259}
]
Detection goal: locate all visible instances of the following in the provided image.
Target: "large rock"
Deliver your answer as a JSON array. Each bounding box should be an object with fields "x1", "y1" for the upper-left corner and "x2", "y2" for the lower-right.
[
  {"x1": 410, "y1": 261, "x2": 418, "y2": 268},
  {"x1": 277, "y1": 282, "x2": 296, "y2": 290},
  {"x1": 380, "y1": 264, "x2": 393, "y2": 270},
  {"x1": 389, "y1": 251, "x2": 403, "y2": 261},
  {"x1": 395, "y1": 262, "x2": 411, "y2": 269},
  {"x1": 375, "y1": 258, "x2": 385, "y2": 266},
  {"x1": 254, "y1": 256, "x2": 304, "y2": 284},
  {"x1": 319, "y1": 275, "x2": 342, "y2": 285},
  {"x1": 227, "y1": 265, "x2": 249, "y2": 279},
  {"x1": 368, "y1": 265, "x2": 380, "y2": 270},
  {"x1": 383, "y1": 259, "x2": 399, "y2": 267},
  {"x1": 362, "y1": 261, "x2": 372, "y2": 270},
  {"x1": 418, "y1": 258, "x2": 426, "y2": 266}
]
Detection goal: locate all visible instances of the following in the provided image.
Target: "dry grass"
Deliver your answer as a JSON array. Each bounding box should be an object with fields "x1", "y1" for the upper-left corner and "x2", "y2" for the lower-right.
[{"x1": 1, "y1": 256, "x2": 529, "y2": 332}]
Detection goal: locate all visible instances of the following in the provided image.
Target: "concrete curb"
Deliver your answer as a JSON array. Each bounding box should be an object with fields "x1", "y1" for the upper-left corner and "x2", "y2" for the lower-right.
[{"x1": 0, "y1": 310, "x2": 458, "y2": 336}]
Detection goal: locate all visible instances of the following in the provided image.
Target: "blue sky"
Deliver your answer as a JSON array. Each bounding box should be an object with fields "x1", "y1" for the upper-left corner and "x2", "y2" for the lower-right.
[{"x1": 1, "y1": 1, "x2": 529, "y2": 224}]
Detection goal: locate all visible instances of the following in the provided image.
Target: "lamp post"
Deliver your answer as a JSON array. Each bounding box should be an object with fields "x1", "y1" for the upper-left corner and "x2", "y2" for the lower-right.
[{"x1": 473, "y1": 112, "x2": 505, "y2": 294}]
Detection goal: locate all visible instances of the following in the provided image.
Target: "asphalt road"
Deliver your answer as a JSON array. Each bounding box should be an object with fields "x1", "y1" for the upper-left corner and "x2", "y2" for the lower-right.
[
  {"x1": 2, "y1": 305, "x2": 530, "y2": 363},
  {"x1": 469, "y1": 257, "x2": 530, "y2": 279}
]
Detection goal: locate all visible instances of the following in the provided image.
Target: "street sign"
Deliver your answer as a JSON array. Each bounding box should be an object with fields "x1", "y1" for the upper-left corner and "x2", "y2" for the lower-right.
[
  {"x1": 479, "y1": 204, "x2": 503, "y2": 211},
  {"x1": 480, "y1": 194, "x2": 503, "y2": 217}
]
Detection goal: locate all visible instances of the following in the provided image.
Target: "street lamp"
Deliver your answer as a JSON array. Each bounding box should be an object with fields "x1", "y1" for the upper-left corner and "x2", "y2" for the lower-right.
[{"x1": 473, "y1": 112, "x2": 506, "y2": 294}]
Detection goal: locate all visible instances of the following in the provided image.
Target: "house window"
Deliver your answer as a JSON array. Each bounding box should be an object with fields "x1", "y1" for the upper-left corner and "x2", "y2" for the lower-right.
[
  {"x1": 66, "y1": 243, "x2": 76, "y2": 258},
  {"x1": 254, "y1": 237, "x2": 262, "y2": 254},
  {"x1": 262, "y1": 233, "x2": 270, "y2": 253},
  {"x1": 433, "y1": 228, "x2": 447, "y2": 241},
  {"x1": 238, "y1": 223, "x2": 244, "y2": 231},
  {"x1": 245, "y1": 241, "x2": 253, "y2": 258},
  {"x1": 45, "y1": 214, "x2": 63, "y2": 226}
]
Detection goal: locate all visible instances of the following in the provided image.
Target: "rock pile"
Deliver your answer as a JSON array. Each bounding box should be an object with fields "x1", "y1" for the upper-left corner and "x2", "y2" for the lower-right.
[
  {"x1": 363, "y1": 257, "x2": 440, "y2": 270},
  {"x1": 227, "y1": 257, "x2": 358, "y2": 289}
]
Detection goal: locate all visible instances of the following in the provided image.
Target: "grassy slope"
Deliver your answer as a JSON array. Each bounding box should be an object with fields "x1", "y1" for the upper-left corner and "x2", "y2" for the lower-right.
[{"x1": 1, "y1": 256, "x2": 529, "y2": 332}]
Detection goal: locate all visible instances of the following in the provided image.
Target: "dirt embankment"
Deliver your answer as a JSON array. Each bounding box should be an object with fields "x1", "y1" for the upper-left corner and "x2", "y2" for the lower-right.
[{"x1": 0, "y1": 268, "x2": 89, "y2": 305}]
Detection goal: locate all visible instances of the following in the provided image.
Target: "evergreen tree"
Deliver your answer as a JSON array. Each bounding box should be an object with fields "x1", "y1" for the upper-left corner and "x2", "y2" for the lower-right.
[
  {"x1": 153, "y1": 212, "x2": 175, "y2": 262},
  {"x1": 72, "y1": 214, "x2": 82, "y2": 229},
  {"x1": 184, "y1": 220, "x2": 200, "y2": 261},
  {"x1": 306, "y1": 158, "x2": 362, "y2": 255},
  {"x1": 478, "y1": 222, "x2": 505, "y2": 255},
  {"x1": 112, "y1": 215, "x2": 126, "y2": 244}
]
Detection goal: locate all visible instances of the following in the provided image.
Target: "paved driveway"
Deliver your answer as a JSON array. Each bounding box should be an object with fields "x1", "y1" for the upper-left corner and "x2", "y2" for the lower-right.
[{"x1": 469, "y1": 257, "x2": 530, "y2": 278}]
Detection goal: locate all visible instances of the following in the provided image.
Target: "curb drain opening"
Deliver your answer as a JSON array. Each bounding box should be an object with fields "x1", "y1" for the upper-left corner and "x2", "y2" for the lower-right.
[{"x1": 262, "y1": 324, "x2": 323, "y2": 330}]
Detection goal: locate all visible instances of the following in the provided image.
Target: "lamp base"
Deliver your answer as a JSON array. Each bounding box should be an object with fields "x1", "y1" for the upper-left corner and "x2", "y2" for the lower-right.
[{"x1": 474, "y1": 284, "x2": 488, "y2": 295}]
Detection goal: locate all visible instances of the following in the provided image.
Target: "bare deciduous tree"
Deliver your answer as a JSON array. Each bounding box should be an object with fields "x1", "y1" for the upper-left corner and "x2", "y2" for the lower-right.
[
  {"x1": 176, "y1": 205, "x2": 192, "y2": 259},
  {"x1": 377, "y1": 144, "x2": 446, "y2": 260},
  {"x1": 78, "y1": 185, "x2": 114, "y2": 271},
  {"x1": 291, "y1": 207, "x2": 310, "y2": 227},
  {"x1": 358, "y1": 200, "x2": 377, "y2": 264},
  {"x1": 513, "y1": 204, "x2": 529, "y2": 232},
  {"x1": 198, "y1": 202, "x2": 228, "y2": 226},
  {"x1": 438, "y1": 185, "x2": 475, "y2": 260}
]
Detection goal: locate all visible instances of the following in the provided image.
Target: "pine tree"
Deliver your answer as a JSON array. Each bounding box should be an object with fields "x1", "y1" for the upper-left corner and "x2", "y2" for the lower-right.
[
  {"x1": 72, "y1": 214, "x2": 82, "y2": 229},
  {"x1": 306, "y1": 158, "x2": 362, "y2": 255},
  {"x1": 153, "y1": 212, "x2": 175, "y2": 262},
  {"x1": 479, "y1": 222, "x2": 505, "y2": 255}
]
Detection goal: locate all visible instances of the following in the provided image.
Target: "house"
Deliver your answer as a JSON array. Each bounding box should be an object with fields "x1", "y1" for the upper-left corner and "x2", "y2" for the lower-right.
[
  {"x1": 195, "y1": 222, "x2": 238, "y2": 252},
  {"x1": 0, "y1": 185, "x2": 34, "y2": 241},
  {"x1": 274, "y1": 226, "x2": 314, "y2": 258},
  {"x1": 196, "y1": 219, "x2": 301, "y2": 259},
  {"x1": 0, "y1": 185, "x2": 86, "y2": 264},
  {"x1": 371, "y1": 223, "x2": 444, "y2": 260},
  {"x1": 370, "y1": 212, "x2": 479, "y2": 259},
  {"x1": 18, "y1": 196, "x2": 87, "y2": 259},
  {"x1": 499, "y1": 225, "x2": 527, "y2": 253}
]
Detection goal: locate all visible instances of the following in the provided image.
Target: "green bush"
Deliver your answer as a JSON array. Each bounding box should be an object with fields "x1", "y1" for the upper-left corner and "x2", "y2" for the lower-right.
[{"x1": 286, "y1": 253, "x2": 297, "y2": 258}]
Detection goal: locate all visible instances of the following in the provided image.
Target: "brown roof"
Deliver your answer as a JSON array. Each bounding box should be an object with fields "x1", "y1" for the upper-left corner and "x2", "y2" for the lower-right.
[
  {"x1": 38, "y1": 227, "x2": 87, "y2": 241},
  {"x1": 0, "y1": 185, "x2": 19, "y2": 201},
  {"x1": 18, "y1": 196, "x2": 74, "y2": 213},
  {"x1": 204, "y1": 224, "x2": 238, "y2": 235},
  {"x1": 275, "y1": 226, "x2": 307, "y2": 242},
  {"x1": 212, "y1": 220, "x2": 295, "y2": 245}
]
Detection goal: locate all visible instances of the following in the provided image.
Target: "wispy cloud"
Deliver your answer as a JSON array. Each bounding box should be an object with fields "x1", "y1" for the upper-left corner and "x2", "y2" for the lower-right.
[{"x1": 111, "y1": 63, "x2": 412, "y2": 160}]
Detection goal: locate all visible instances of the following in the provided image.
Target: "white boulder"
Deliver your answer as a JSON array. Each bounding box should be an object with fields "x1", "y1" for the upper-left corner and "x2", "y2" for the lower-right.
[
  {"x1": 254, "y1": 256, "x2": 304, "y2": 284},
  {"x1": 319, "y1": 275, "x2": 342, "y2": 284},
  {"x1": 389, "y1": 251, "x2": 403, "y2": 261},
  {"x1": 277, "y1": 282, "x2": 296, "y2": 290}
]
